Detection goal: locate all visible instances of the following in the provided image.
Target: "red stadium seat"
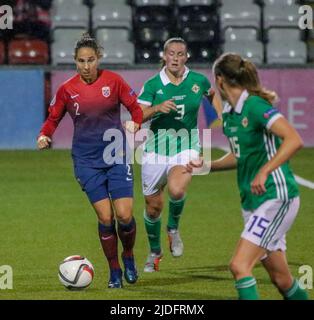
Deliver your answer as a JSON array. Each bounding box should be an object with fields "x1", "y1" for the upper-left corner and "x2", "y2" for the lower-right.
[
  {"x1": 0, "y1": 41, "x2": 5, "y2": 64},
  {"x1": 8, "y1": 39, "x2": 49, "y2": 64}
]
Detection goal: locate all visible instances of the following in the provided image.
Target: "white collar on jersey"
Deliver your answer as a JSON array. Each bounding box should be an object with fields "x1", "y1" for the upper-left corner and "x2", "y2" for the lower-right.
[
  {"x1": 159, "y1": 66, "x2": 190, "y2": 85},
  {"x1": 223, "y1": 89, "x2": 249, "y2": 114}
]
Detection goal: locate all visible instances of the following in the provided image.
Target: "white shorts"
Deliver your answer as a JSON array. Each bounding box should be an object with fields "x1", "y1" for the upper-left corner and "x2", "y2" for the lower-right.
[
  {"x1": 241, "y1": 197, "x2": 300, "y2": 253},
  {"x1": 141, "y1": 149, "x2": 199, "y2": 196}
]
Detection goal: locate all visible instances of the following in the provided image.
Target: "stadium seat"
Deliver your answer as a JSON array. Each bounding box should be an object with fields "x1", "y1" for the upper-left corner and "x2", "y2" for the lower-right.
[
  {"x1": 51, "y1": 28, "x2": 87, "y2": 64},
  {"x1": 135, "y1": 45, "x2": 163, "y2": 64},
  {"x1": 224, "y1": 40, "x2": 264, "y2": 65},
  {"x1": 51, "y1": 0, "x2": 89, "y2": 29},
  {"x1": 267, "y1": 28, "x2": 302, "y2": 42},
  {"x1": 264, "y1": 4, "x2": 300, "y2": 29},
  {"x1": 266, "y1": 41, "x2": 307, "y2": 64},
  {"x1": 134, "y1": 0, "x2": 171, "y2": 5},
  {"x1": 188, "y1": 43, "x2": 217, "y2": 63},
  {"x1": 220, "y1": 2, "x2": 261, "y2": 30},
  {"x1": 8, "y1": 39, "x2": 49, "y2": 64},
  {"x1": 180, "y1": 26, "x2": 216, "y2": 43},
  {"x1": 96, "y1": 28, "x2": 130, "y2": 44},
  {"x1": 92, "y1": 3, "x2": 132, "y2": 29},
  {"x1": 224, "y1": 27, "x2": 259, "y2": 42},
  {"x1": 177, "y1": 4, "x2": 218, "y2": 29},
  {"x1": 176, "y1": 0, "x2": 216, "y2": 6},
  {"x1": 101, "y1": 42, "x2": 135, "y2": 65},
  {"x1": 133, "y1": 5, "x2": 173, "y2": 28},
  {"x1": 135, "y1": 27, "x2": 170, "y2": 45},
  {"x1": 307, "y1": 40, "x2": 314, "y2": 62},
  {"x1": 0, "y1": 41, "x2": 5, "y2": 64}
]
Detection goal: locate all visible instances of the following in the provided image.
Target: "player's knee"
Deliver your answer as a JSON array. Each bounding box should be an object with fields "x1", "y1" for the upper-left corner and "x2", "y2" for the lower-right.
[
  {"x1": 145, "y1": 199, "x2": 163, "y2": 218},
  {"x1": 229, "y1": 260, "x2": 251, "y2": 278},
  {"x1": 270, "y1": 273, "x2": 293, "y2": 291},
  {"x1": 98, "y1": 216, "x2": 114, "y2": 226},
  {"x1": 168, "y1": 187, "x2": 185, "y2": 201},
  {"x1": 116, "y1": 210, "x2": 133, "y2": 224}
]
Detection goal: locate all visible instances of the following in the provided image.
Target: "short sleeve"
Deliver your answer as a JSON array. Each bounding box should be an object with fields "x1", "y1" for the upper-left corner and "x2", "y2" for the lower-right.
[
  {"x1": 248, "y1": 97, "x2": 283, "y2": 130},
  {"x1": 202, "y1": 76, "x2": 211, "y2": 96},
  {"x1": 137, "y1": 80, "x2": 155, "y2": 106}
]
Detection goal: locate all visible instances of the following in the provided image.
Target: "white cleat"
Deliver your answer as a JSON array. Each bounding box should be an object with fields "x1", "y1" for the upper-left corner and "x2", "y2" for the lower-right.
[
  {"x1": 143, "y1": 252, "x2": 163, "y2": 272},
  {"x1": 167, "y1": 229, "x2": 184, "y2": 257}
]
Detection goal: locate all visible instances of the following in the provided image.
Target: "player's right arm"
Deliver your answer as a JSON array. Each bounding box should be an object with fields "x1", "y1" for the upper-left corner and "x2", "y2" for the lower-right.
[
  {"x1": 186, "y1": 152, "x2": 237, "y2": 173},
  {"x1": 139, "y1": 100, "x2": 177, "y2": 122},
  {"x1": 137, "y1": 80, "x2": 177, "y2": 122},
  {"x1": 37, "y1": 85, "x2": 68, "y2": 150}
]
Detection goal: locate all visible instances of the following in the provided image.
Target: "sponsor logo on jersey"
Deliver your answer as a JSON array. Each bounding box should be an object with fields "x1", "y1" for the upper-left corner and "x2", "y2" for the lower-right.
[
  {"x1": 70, "y1": 94, "x2": 79, "y2": 99},
  {"x1": 102, "y1": 86, "x2": 111, "y2": 98},
  {"x1": 263, "y1": 108, "x2": 278, "y2": 119},
  {"x1": 192, "y1": 84, "x2": 200, "y2": 94},
  {"x1": 242, "y1": 117, "x2": 248, "y2": 127},
  {"x1": 157, "y1": 89, "x2": 163, "y2": 95}
]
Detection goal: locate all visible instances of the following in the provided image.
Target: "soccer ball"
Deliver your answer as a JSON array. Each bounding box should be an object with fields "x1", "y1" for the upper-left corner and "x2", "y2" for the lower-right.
[{"x1": 58, "y1": 255, "x2": 94, "y2": 290}]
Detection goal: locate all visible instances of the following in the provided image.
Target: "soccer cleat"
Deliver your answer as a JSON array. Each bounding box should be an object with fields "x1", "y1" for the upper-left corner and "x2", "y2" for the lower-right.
[
  {"x1": 167, "y1": 229, "x2": 184, "y2": 257},
  {"x1": 121, "y1": 255, "x2": 138, "y2": 284},
  {"x1": 108, "y1": 269, "x2": 123, "y2": 288},
  {"x1": 143, "y1": 251, "x2": 163, "y2": 272}
]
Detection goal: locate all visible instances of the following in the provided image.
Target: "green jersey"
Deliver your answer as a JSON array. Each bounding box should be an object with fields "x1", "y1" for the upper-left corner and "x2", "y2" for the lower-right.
[
  {"x1": 222, "y1": 90, "x2": 299, "y2": 211},
  {"x1": 138, "y1": 67, "x2": 211, "y2": 156}
]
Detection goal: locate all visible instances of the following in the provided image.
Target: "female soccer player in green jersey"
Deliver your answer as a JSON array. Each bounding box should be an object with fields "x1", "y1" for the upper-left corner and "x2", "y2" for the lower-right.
[
  {"x1": 187, "y1": 53, "x2": 309, "y2": 300},
  {"x1": 137, "y1": 38, "x2": 222, "y2": 272}
]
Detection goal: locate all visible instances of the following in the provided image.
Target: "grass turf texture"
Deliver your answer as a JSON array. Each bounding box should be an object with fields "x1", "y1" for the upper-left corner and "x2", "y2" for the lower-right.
[{"x1": 0, "y1": 149, "x2": 313, "y2": 300}]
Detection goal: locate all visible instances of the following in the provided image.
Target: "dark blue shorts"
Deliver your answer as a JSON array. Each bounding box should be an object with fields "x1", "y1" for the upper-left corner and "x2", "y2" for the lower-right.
[{"x1": 74, "y1": 164, "x2": 133, "y2": 203}]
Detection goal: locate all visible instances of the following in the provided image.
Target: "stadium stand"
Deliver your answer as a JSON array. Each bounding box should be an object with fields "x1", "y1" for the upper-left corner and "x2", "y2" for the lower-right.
[
  {"x1": 92, "y1": 3, "x2": 132, "y2": 30},
  {"x1": 0, "y1": 41, "x2": 5, "y2": 65},
  {"x1": 51, "y1": 28, "x2": 87, "y2": 64},
  {"x1": 220, "y1": 1, "x2": 261, "y2": 30},
  {"x1": 8, "y1": 38, "x2": 49, "y2": 64},
  {"x1": 0, "y1": 0, "x2": 312, "y2": 65},
  {"x1": 51, "y1": 0, "x2": 89, "y2": 29}
]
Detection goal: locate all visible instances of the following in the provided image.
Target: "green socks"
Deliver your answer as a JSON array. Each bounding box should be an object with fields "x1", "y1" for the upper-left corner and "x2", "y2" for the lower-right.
[
  {"x1": 235, "y1": 277, "x2": 260, "y2": 300},
  {"x1": 167, "y1": 195, "x2": 186, "y2": 230},
  {"x1": 144, "y1": 211, "x2": 161, "y2": 254},
  {"x1": 283, "y1": 279, "x2": 309, "y2": 300}
]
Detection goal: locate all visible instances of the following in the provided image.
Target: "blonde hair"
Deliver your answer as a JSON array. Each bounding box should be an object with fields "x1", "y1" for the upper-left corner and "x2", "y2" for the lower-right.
[
  {"x1": 161, "y1": 37, "x2": 188, "y2": 68},
  {"x1": 213, "y1": 53, "x2": 277, "y2": 104}
]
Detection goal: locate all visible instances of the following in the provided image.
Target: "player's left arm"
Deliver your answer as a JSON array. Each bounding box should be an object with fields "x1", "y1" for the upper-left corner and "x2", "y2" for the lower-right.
[
  {"x1": 251, "y1": 117, "x2": 304, "y2": 195},
  {"x1": 118, "y1": 77, "x2": 143, "y2": 133}
]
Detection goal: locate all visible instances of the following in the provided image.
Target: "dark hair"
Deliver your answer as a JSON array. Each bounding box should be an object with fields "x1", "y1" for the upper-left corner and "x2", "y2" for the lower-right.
[
  {"x1": 74, "y1": 32, "x2": 103, "y2": 59},
  {"x1": 161, "y1": 37, "x2": 188, "y2": 67},
  {"x1": 213, "y1": 53, "x2": 277, "y2": 104}
]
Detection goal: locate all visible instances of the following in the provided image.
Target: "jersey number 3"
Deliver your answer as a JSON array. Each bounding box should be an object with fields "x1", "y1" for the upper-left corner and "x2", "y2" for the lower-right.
[{"x1": 175, "y1": 104, "x2": 185, "y2": 120}]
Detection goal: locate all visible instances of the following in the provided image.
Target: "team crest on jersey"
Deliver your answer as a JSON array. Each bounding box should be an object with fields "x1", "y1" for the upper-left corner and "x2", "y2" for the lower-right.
[
  {"x1": 102, "y1": 86, "x2": 110, "y2": 98},
  {"x1": 242, "y1": 117, "x2": 249, "y2": 127},
  {"x1": 192, "y1": 84, "x2": 200, "y2": 94}
]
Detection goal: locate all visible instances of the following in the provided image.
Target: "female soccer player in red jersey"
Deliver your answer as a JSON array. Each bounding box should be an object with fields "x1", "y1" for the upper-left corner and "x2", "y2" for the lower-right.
[{"x1": 37, "y1": 33, "x2": 143, "y2": 289}]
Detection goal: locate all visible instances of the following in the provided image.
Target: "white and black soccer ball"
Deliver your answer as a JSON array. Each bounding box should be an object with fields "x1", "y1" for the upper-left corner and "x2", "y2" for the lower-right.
[{"x1": 58, "y1": 255, "x2": 94, "y2": 290}]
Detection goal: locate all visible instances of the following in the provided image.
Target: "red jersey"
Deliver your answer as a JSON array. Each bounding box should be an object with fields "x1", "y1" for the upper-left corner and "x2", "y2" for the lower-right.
[{"x1": 39, "y1": 70, "x2": 143, "y2": 167}]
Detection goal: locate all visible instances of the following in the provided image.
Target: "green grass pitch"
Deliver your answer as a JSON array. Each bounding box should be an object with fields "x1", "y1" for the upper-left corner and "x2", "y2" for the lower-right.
[{"x1": 0, "y1": 149, "x2": 313, "y2": 300}]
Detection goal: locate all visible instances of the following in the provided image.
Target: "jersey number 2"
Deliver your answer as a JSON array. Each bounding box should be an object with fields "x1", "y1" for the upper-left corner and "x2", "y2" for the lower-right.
[{"x1": 74, "y1": 102, "x2": 80, "y2": 116}]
